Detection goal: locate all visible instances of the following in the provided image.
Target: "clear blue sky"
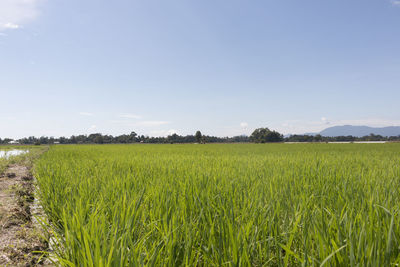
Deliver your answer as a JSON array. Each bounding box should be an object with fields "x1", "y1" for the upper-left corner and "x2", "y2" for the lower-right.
[{"x1": 1, "y1": 0, "x2": 400, "y2": 138}]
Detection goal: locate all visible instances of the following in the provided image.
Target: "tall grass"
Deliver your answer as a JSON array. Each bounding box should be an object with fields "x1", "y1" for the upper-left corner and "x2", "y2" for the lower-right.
[{"x1": 34, "y1": 144, "x2": 400, "y2": 266}]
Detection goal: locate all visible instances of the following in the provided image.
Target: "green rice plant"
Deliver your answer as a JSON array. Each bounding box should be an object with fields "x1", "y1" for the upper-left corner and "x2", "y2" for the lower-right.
[{"x1": 34, "y1": 143, "x2": 400, "y2": 266}]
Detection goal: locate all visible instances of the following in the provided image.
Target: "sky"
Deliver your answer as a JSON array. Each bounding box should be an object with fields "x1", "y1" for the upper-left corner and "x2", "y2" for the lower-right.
[{"x1": 1, "y1": 0, "x2": 400, "y2": 139}]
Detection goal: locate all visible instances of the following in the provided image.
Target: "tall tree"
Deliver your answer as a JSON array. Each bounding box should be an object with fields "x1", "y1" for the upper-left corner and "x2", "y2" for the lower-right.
[
  {"x1": 250, "y1": 128, "x2": 283, "y2": 143},
  {"x1": 195, "y1": 131, "x2": 202, "y2": 143}
]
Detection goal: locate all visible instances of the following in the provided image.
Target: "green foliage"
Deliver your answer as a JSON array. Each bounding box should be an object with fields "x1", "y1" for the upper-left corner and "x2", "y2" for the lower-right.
[
  {"x1": 195, "y1": 131, "x2": 202, "y2": 143},
  {"x1": 34, "y1": 144, "x2": 400, "y2": 266},
  {"x1": 250, "y1": 128, "x2": 283, "y2": 143}
]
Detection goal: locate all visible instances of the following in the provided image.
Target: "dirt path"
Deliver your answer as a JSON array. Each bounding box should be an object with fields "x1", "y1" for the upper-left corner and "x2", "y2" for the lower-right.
[{"x1": 0, "y1": 164, "x2": 48, "y2": 266}]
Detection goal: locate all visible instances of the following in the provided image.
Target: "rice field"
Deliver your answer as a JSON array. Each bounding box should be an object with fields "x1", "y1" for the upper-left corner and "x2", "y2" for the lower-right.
[{"x1": 34, "y1": 143, "x2": 400, "y2": 266}]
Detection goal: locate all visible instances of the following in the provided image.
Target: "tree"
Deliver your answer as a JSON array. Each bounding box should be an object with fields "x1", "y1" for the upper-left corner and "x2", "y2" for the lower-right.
[
  {"x1": 129, "y1": 131, "x2": 138, "y2": 142},
  {"x1": 250, "y1": 128, "x2": 283, "y2": 143},
  {"x1": 314, "y1": 134, "x2": 322, "y2": 142},
  {"x1": 167, "y1": 133, "x2": 179, "y2": 144},
  {"x1": 195, "y1": 131, "x2": 202, "y2": 143},
  {"x1": 2, "y1": 138, "x2": 13, "y2": 144}
]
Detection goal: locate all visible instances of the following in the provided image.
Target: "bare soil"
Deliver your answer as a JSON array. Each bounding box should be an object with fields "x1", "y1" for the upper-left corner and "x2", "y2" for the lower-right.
[{"x1": 0, "y1": 164, "x2": 49, "y2": 266}]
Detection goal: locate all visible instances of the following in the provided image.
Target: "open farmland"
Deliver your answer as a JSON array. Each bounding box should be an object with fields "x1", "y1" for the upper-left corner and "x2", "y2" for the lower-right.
[{"x1": 34, "y1": 144, "x2": 400, "y2": 266}]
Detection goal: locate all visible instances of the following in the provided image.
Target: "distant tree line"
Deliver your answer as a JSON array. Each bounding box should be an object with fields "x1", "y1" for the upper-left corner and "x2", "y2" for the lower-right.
[
  {"x1": 5, "y1": 131, "x2": 250, "y2": 145},
  {"x1": 0, "y1": 138, "x2": 13, "y2": 144},
  {"x1": 1, "y1": 129, "x2": 400, "y2": 145},
  {"x1": 285, "y1": 133, "x2": 400, "y2": 142}
]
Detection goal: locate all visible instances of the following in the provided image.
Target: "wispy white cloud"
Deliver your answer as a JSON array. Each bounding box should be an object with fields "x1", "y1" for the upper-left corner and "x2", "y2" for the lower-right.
[
  {"x1": 321, "y1": 117, "x2": 330, "y2": 125},
  {"x1": 79, "y1": 112, "x2": 94, "y2": 117},
  {"x1": 0, "y1": 0, "x2": 43, "y2": 31},
  {"x1": 150, "y1": 129, "x2": 178, "y2": 136},
  {"x1": 240, "y1": 122, "x2": 248, "y2": 128},
  {"x1": 119, "y1": 113, "x2": 142, "y2": 119},
  {"x1": 110, "y1": 119, "x2": 170, "y2": 127},
  {"x1": 391, "y1": 0, "x2": 400, "y2": 6},
  {"x1": 2, "y1": 22, "x2": 20, "y2": 29},
  {"x1": 136, "y1": 121, "x2": 170, "y2": 127},
  {"x1": 89, "y1": 125, "x2": 97, "y2": 131},
  {"x1": 110, "y1": 120, "x2": 124, "y2": 124}
]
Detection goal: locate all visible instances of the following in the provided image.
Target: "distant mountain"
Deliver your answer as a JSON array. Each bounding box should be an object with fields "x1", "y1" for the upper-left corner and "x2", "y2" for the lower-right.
[{"x1": 319, "y1": 125, "x2": 400, "y2": 137}]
